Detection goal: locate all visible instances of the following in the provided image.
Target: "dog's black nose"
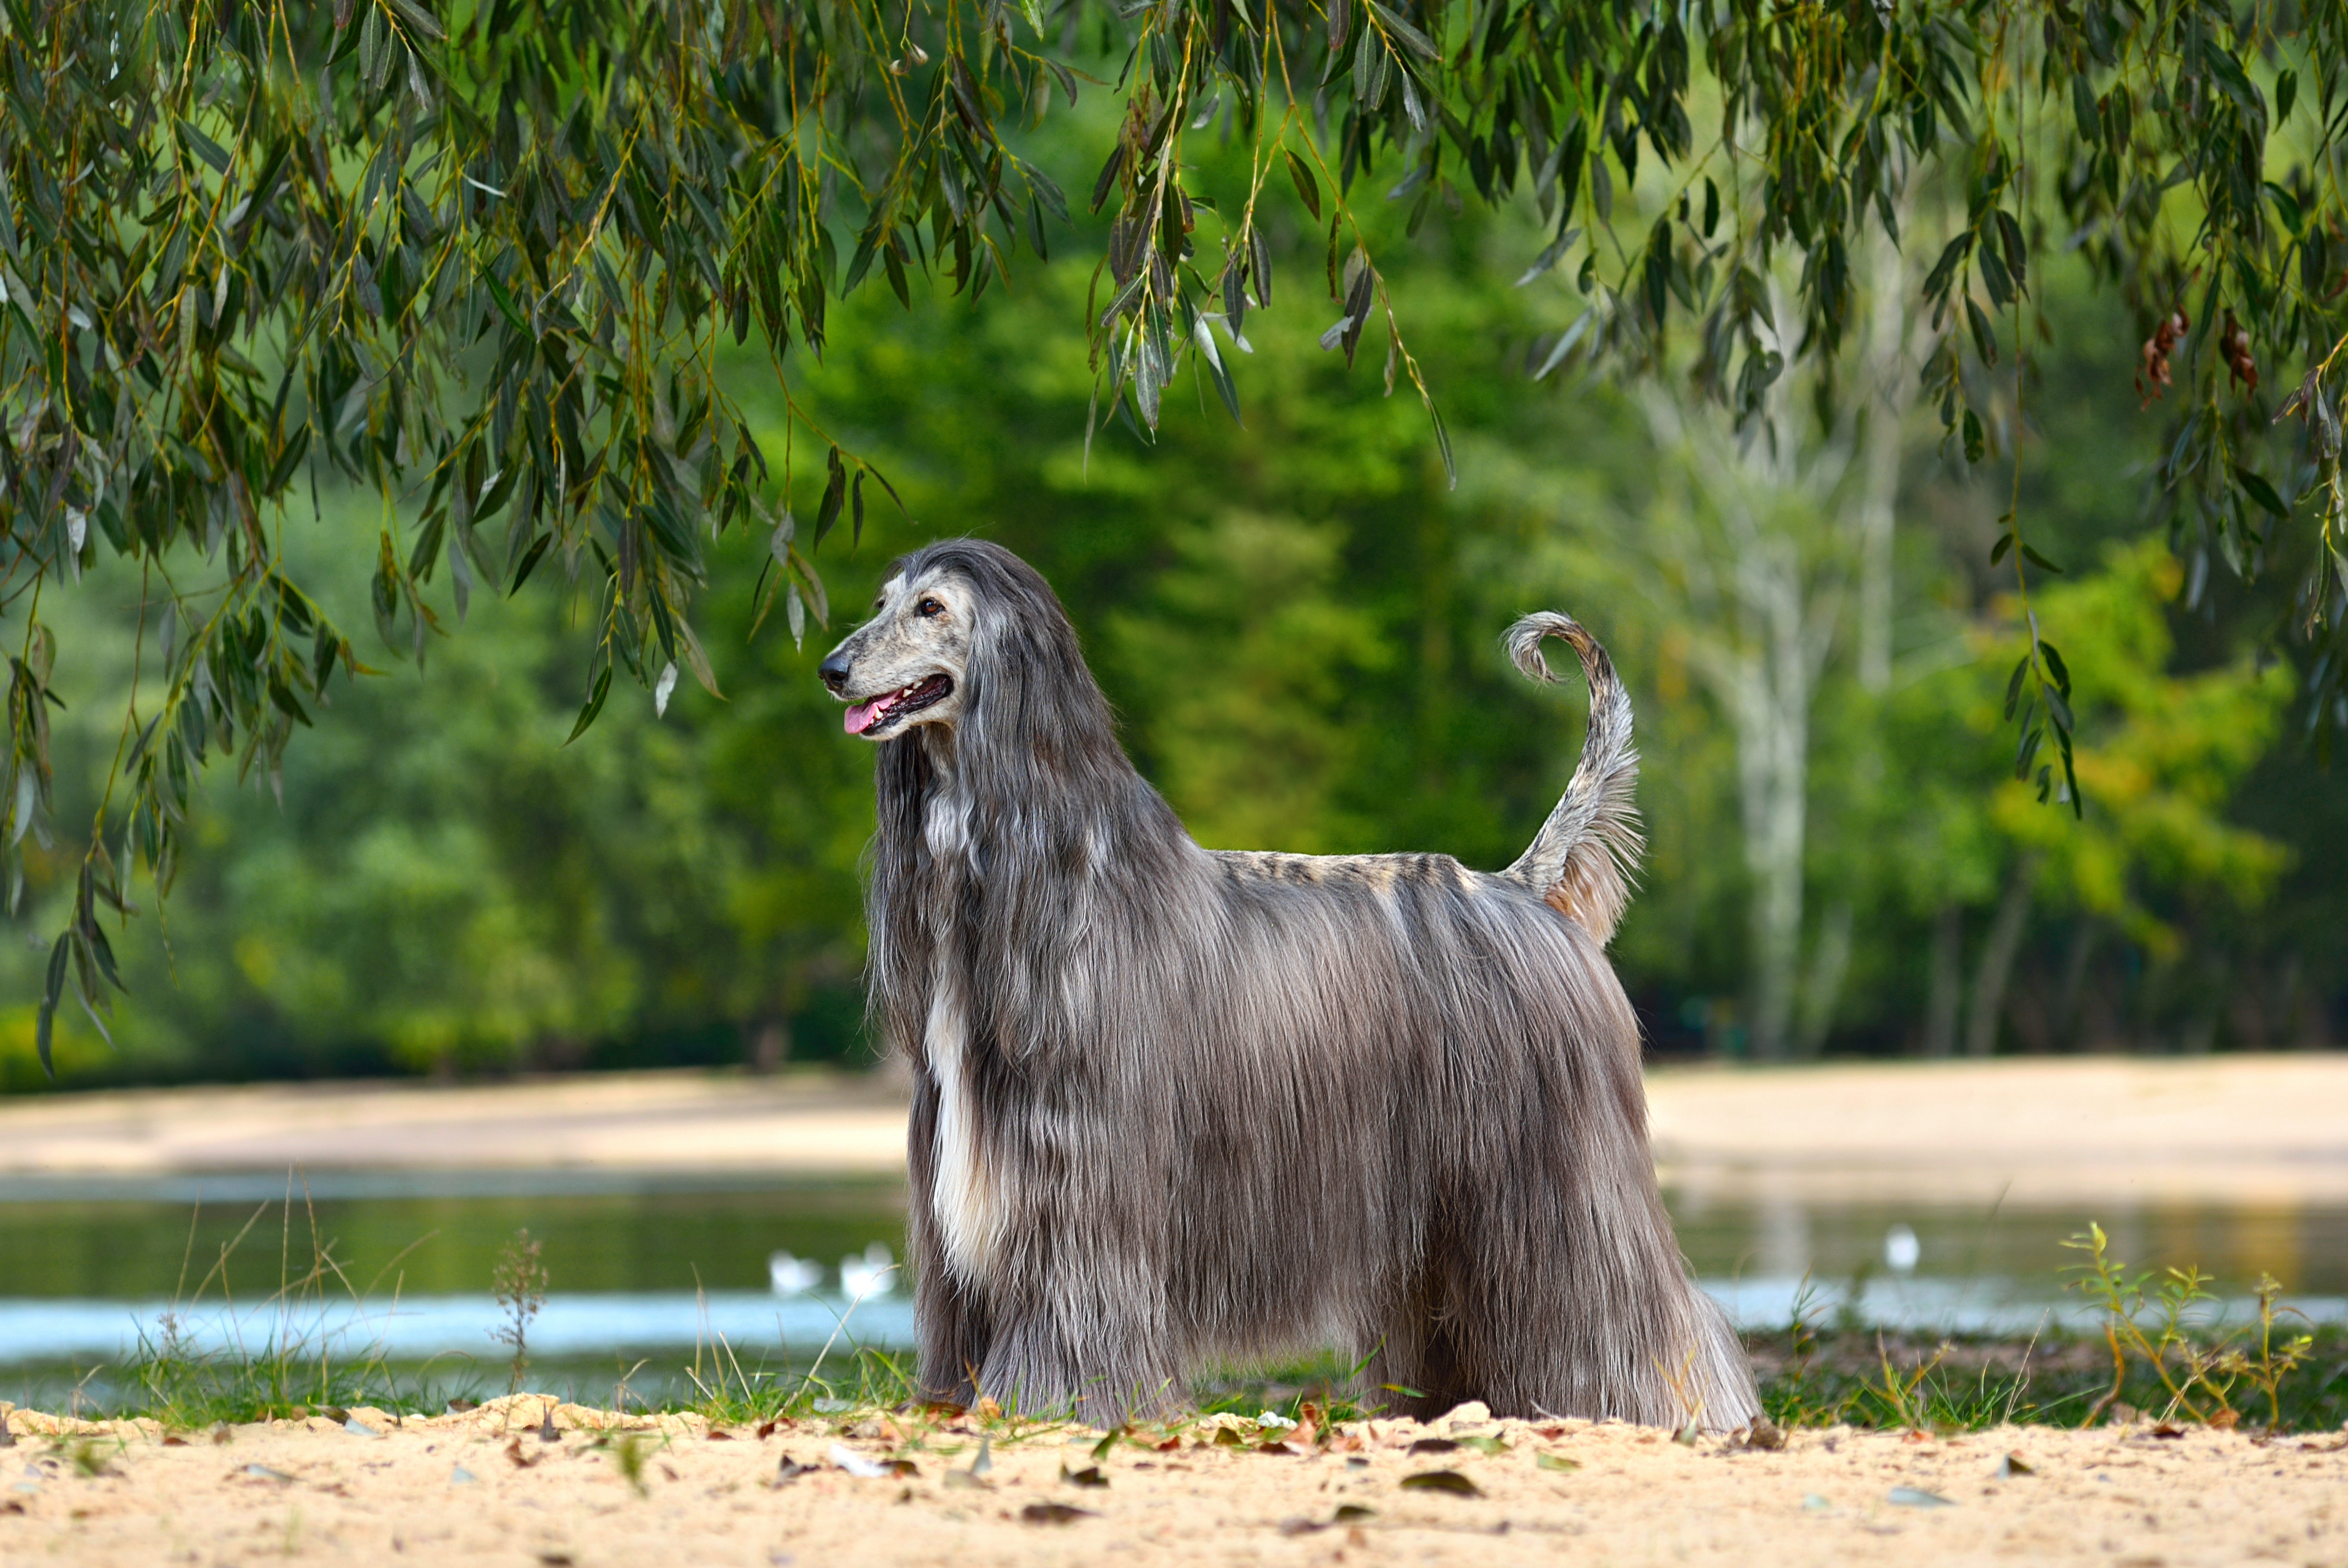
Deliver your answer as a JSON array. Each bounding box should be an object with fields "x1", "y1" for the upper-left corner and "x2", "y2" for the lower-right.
[{"x1": 818, "y1": 650, "x2": 852, "y2": 695}]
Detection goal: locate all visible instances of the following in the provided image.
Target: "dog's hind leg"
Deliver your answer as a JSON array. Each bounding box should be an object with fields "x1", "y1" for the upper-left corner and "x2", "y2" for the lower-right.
[
  {"x1": 1358, "y1": 1249, "x2": 1485, "y2": 1423},
  {"x1": 1683, "y1": 1282, "x2": 1762, "y2": 1431}
]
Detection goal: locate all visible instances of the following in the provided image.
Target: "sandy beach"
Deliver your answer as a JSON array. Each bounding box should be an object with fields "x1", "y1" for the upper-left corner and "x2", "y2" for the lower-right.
[
  {"x1": 2, "y1": 1395, "x2": 2342, "y2": 1567},
  {"x1": 2, "y1": 1054, "x2": 2346, "y2": 1204},
  {"x1": 3, "y1": 1061, "x2": 2345, "y2": 1562}
]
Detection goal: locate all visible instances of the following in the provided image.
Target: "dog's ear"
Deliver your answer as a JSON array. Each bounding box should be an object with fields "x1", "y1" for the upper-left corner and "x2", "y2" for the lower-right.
[{"x1": 951, "y1": 550, "x2": 1122, "y2": 793}]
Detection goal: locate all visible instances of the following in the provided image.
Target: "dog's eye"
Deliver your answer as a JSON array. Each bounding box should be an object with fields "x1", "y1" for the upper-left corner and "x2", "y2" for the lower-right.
[{"x1": 918, "y1": 597, "x2": 945, "y2": 618}]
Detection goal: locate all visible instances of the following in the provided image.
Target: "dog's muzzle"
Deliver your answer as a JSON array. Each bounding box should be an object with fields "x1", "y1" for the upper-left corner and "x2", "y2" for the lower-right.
[{"x1": 841, "y1": 673, "x2": 954, "y2": 735}]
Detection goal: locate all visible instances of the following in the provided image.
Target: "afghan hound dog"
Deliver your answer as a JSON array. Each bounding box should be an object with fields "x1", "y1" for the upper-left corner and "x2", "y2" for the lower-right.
[{"x1": 819, "y1": 538, "x2": 1759, "y2": 1431}]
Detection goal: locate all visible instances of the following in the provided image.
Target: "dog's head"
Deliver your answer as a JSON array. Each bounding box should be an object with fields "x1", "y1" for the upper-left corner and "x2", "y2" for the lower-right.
[
  {"x1": 820, "y1": 540, "x2": 1119, "y2": 785},
  {"x1": 818, "y1": 558, "x2": 976, "y2": 739}
]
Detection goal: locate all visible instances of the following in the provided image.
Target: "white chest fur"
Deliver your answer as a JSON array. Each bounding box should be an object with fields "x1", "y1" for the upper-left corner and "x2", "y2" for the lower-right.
[
  {"x1": 921, "y1": 781, "x2": 1002, "y2": 1284},
  {"x1": 925, "y1": 957, "x2": 1004, "y2": 1284}
]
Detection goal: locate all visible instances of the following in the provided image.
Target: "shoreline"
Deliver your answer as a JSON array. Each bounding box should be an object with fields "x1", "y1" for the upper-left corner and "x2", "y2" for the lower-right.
[{"x1": 2, "y1": 1055, "x2": 2345, "y2": 1205}]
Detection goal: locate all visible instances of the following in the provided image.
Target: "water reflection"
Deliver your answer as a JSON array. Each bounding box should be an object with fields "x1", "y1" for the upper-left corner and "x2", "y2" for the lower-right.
[{"x1": 1, "y1": 1175, "x2": 2341, "y2": 1385}]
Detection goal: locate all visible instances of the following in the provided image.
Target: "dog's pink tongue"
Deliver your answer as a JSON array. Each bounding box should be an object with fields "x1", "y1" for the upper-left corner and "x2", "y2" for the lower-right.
[{"x1": 844, "y1": 696, "x2": 888, "y2": 735}]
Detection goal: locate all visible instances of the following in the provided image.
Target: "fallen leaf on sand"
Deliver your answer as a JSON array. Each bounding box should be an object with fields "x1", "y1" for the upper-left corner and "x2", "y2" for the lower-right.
[
  {"x1": 829, "y1": 1445, "x2": 918, "y2": 1479},
  {"x1": 1400, "y1": 1470, "x2": 1481, "y2": 1497},
  {"x1": 1887, "y1": 1486, "x2": 1955, "y2": 1508},
  {"x1": 1021, "y1": 1501, "x2": 1093, "y2": 1524}
]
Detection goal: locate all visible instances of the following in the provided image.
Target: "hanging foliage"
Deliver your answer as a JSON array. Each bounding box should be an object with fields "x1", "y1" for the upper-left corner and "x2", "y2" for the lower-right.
[{"x1": 4, "y1": 0, "x2": 2347, "y2": 1069}]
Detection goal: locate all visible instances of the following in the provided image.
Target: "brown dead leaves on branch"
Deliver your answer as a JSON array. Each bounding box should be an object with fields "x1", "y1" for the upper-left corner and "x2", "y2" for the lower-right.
[{"x1": 2139, "y1": 309, "x2": 2189, "y2": 405}]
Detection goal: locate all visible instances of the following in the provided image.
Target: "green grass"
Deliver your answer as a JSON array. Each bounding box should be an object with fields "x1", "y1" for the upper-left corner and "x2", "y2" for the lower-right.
[
  {"x1": 24, "y1": 1319, "x2": 2336, "y2": 1437},
  {"x1": 1750, "y1": 1324, "x2": 2348, "y2": 1434}
]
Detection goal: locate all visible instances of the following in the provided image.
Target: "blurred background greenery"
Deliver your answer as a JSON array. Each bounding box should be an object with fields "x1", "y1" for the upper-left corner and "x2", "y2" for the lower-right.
[{"x1": 3, "y1": 100, "x2": 2338, "y2": 1091}]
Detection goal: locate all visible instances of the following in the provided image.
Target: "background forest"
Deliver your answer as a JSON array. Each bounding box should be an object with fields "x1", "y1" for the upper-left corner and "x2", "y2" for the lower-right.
[{"x1": 2, "y1": 98, "x2": 2338, "y2": 1090}]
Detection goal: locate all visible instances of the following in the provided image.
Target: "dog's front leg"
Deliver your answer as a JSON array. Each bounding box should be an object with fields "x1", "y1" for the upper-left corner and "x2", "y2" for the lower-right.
[
  {"x1": 972, "y1": 1188, "x2": 1180, "y2": 1427},
  {"x1": 906, "y1": 1070, "x2": 993, "y2": 1405},
  {"x1": 977, "y1": 1300, "x2": 1177, "y2": 1428}
]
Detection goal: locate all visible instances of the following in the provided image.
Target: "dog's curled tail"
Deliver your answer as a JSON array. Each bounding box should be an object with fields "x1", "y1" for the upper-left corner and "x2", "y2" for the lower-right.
[{"x1": 1500, "y1": 611, "x2": 1644, "y2": 946}]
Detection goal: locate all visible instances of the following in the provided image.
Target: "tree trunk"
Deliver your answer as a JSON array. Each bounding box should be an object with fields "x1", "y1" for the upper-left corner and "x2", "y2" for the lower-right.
[
  {"x1": 1732, "y1": 642, "x2": 1812, "y2": 1062},
  {"x1": 1854, "y1": 208, "x2": 1914, "y2": 696},
  {"x1": 2055, "y1": 921, "x2": 2098, "y2": 1049},
  {"x1": 1635, "y1": 384, "x2": 1841, "y2": 1066},
  {"x1": 1795, "y1": 898, "x2": 1854, "y2": 1058},
  {"x1": 1924, "y1": 907, "x2": 1963, "y2": 1058},
  {"x1": 1964, "y1": 853, "x2": 2041, "y2": 1058},
  {"x1": 749, "y1": 1016, "x2": 792, "y2": 1072}
]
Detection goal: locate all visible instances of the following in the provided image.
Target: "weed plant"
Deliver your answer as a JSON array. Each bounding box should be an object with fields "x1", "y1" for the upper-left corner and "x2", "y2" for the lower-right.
[
  {"x1": 2059, "y1": 1222, "x2": 2316, "y2": 1428},
  {"x1": 490, "y1": 1230, "x2": 550, "y2": 1394},
  {"x1": 104, "y1": 1190, "x2": 474, "y2": 1429},
  {"x1": 1753, "y1": 1228, "x2": 2348, "y2": 1436}
]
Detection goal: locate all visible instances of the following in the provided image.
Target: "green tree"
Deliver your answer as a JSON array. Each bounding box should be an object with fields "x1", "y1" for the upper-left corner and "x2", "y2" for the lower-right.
[
  {"x1": 1, "y1": 171, "x2": 2319, "y2": 1080},
  {"x1": 13, "y1": 0, "x2": 2348, "y2": 1065},
  {"x1": 1879, "y1": 536, "x2": 2290, "y2": 1056}
]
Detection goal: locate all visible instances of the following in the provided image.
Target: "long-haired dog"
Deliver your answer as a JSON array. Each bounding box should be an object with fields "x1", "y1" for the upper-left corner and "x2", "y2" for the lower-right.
[{"x1": 819, "y1": 538, "x2": 1758, "y2": 1430}]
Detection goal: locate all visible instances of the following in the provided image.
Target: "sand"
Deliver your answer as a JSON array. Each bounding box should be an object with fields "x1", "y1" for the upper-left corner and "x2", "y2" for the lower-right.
[
  {"x1": 2, "y1": 1397, "x2": 2343, "y2": 1566},
  {"x1": 7, "y1": 1054, "x2": 2348, "y2": 1205}
]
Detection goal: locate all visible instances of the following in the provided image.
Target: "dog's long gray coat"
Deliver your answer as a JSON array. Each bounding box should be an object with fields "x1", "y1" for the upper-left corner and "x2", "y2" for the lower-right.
[{"x1": 833, "y1": 539, "x2": 1758, "y2": 1430}]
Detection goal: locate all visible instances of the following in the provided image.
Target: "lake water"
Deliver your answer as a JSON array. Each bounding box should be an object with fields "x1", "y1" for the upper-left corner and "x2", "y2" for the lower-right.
[{"x1": 2, "y1": 1171, "x2": 2341, "y2": 1407}]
